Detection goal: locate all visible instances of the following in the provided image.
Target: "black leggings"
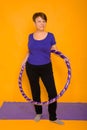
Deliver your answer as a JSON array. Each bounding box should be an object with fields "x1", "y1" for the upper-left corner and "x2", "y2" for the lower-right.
[{"x1": 26, "y1": 61, "x2": 57, "y2": 121}]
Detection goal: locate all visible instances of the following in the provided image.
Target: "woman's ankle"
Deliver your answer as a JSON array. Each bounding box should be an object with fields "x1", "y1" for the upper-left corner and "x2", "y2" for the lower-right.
[
  {"x1": 34, "y1": 114, "x2": 42, "y2": 122},
  {"x1": 50, "y1": 119, "x2": 64, "y2": 125}
]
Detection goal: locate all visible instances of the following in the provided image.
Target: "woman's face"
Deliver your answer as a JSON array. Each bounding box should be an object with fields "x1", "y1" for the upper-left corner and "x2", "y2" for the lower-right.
[{"x1": 34, "y1": 16, "x2": 46, "y2": 31}]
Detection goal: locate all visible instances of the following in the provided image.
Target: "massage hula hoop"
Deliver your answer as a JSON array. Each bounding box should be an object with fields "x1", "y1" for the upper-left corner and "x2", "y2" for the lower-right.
[{"x1": 18, "y1": 50, "x2": 71, "y2": 105}]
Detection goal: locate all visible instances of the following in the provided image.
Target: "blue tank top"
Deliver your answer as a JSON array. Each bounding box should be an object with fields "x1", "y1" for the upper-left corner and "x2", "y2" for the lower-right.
[{"x1": 27, "y1": 32, "x2": 56, "y2": 65}]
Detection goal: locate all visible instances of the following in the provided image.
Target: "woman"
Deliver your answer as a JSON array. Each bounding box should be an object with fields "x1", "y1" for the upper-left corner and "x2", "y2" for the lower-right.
[{"x1": 26, "y1": 12, "x2": 64, "y2": 125}]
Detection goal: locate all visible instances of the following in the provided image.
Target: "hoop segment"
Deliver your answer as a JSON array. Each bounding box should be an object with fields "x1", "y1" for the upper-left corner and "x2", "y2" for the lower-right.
[{"x1": 18, "y1": 50, "x2": 71, "y2": 105}]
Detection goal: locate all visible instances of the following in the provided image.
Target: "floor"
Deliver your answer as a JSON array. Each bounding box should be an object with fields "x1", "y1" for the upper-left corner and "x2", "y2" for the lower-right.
[
  {"x1": 0, "y1": 102, "x2": 87, "y2": 130},
  {"x1": 0, "y1": 102, "x2": 87, "y2": 120}
]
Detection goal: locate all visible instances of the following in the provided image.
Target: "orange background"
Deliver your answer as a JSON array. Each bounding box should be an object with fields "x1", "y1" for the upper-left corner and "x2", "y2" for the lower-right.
[{"x1": 0, "y1": 0, "x2": 87, "y2": 105}]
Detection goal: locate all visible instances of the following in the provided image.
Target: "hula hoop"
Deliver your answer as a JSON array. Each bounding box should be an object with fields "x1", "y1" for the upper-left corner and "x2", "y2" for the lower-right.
[{"x1": 18, "y1": 50, "x2": 71, "y2": 105}]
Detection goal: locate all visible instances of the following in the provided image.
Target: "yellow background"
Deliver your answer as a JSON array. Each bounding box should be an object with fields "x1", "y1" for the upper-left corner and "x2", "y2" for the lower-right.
[
  {"x1": 0, "y1": 0, "x2": 87, "y2": 105},
  {"x1": 0, "y1": 0, "x2": 87, "y2": 130}
]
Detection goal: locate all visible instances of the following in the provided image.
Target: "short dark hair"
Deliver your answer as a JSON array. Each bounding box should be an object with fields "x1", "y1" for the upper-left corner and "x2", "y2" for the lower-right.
[{"x1": 32, "y1": 12, "x2": 47, "y2": 22}]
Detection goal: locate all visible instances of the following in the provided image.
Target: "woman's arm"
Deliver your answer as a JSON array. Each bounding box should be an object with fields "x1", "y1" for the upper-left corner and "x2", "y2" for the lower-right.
[
  {"x1": 22, "y1": 51, "x2": 29, "y2": 65},
  {"x1": 25, "y1": 52, "x2": 29, "y2": 61},
  {"x1": 51, "y1": 45, "x2": 58, "y2": 51}
]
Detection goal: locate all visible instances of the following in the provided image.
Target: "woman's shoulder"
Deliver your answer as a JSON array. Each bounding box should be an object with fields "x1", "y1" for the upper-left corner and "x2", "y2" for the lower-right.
[
  {"x1": 28, "y1": 33, "x2": 33, "y2": 37},
  {"x1": 48, "y1": 32, "x2": 55, "y2": 36},
  {"x1": 28, "y1": 33, "x2": 33, "y2": 40},
  {"x1": 48, "y1": 32, "x2": 55, "y2": 39}
]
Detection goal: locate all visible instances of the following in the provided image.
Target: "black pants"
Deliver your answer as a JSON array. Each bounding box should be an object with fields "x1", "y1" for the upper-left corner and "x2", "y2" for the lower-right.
[{"x1": 26, "y1": 61, "x2": 57, "y2": 121}]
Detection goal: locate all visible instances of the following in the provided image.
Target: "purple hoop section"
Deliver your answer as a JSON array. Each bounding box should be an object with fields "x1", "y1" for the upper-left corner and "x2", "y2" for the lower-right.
[{"x1": 18, "y1": 50, "x2": 71, "y2": 105}]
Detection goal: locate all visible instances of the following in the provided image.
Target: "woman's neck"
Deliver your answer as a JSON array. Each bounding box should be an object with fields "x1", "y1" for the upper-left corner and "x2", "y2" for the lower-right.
[
  {"x1": 33, "y1": 30, "x2": 48, "y2": 40},
  {"x1": 35, "y1": 29, "x2": 46, "y2": 33}
]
